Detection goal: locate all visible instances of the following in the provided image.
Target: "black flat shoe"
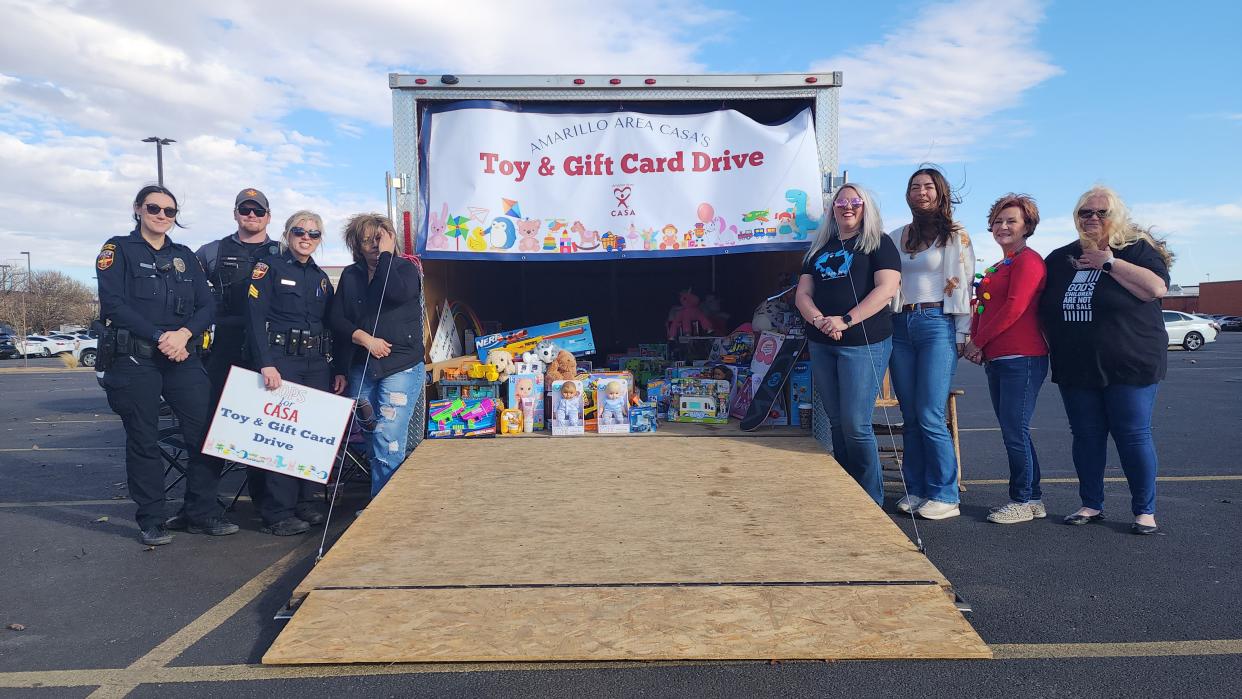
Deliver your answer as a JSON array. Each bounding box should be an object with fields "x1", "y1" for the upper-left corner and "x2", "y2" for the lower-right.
[
  {"x1": 1131, "y1": 523, "x2": 1159, "y2": 535},
  {"x1": 1063, "y1": 512, "x2": 1105, "y2": 525}
]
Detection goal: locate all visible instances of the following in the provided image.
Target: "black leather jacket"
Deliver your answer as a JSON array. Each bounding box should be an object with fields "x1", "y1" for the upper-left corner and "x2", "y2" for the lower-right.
[{"x1": 328, "y1": 252, "x2": 424, "y2": 380}]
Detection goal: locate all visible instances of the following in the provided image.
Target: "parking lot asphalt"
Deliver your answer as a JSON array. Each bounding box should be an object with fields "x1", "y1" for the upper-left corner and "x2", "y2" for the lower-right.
[{"x1": 1, "y1": 338, "x2": 1239, "y2": 697}]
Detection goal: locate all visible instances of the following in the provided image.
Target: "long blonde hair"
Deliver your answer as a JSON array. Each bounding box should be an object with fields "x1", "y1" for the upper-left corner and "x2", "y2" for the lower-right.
[
  {"x1": 803, "y1": 183, "x2": 885, "y2": 266},
  {"x1": 1074, "y1": 186, "x2": 1173, "y2": 266}
]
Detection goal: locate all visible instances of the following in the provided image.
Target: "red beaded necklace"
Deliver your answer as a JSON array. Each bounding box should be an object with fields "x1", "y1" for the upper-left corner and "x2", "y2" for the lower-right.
[{"x1": 973, "y1": 247, "x2": 1025, "y2": 314}]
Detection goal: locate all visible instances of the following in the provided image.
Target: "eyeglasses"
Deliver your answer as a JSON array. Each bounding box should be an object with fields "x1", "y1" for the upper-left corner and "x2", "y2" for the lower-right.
[
  {"x1": 834, "y1": 197, "x2": 864, "y2": 209},
  {"x1": 1077, "y1": 209, "x2": 1109, "y2": 220},
  {"x1": 237, "y1": 205, "x2": 268, "y2": 217},
  {"x1": 144, "y1": 203, "x2": 178, "y2": 217},
  {"x1": 290, "y1": 226, "x2": 322, "y2": 240}
]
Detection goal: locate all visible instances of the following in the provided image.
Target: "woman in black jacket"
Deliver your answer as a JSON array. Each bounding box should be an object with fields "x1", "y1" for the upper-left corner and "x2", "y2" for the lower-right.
[{"x1": 329, "y1": 214, "x2": 425, "y2": 499}]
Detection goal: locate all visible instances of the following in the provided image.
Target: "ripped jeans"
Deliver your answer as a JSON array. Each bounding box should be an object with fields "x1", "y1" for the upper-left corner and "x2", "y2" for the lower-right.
[{"x1": 348, "y1": 363, "x2": 426, "y2": 499}]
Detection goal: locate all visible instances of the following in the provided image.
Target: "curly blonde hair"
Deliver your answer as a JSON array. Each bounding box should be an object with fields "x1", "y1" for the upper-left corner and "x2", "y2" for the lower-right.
[{"x1": 1074, "y1": 186, "x2": 1173, "y2": 266}]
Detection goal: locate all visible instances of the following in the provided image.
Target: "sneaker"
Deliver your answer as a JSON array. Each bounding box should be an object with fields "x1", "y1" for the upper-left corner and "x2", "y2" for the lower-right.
[
  {"x1": 1029, "y1": 500, "x2": 1047, "y2": 519},
  {"x1": 260, "y1": 517, "x2": 310, "y2": 536},
  {"x1": 917, "y1": 500, "x2": 960, "y2": 520},
  {"x1": 895, "y1": 495, "x2": 928, "y2": 513},
  {"x1": 139, "y1": 525, "x2": 173, "y2": 546},
  {"x1": 186, "y1": 517, "x2": 240, "y2": 536},
  {"x1": 295, "y1": 505, "x2": 326, "y2": 525},
  {"x1": 163, "y1": 513, "x2": 188, "y2": 531},
  {"x1": 987, "y1": 502, "x2": 1034, "y2": 524}
]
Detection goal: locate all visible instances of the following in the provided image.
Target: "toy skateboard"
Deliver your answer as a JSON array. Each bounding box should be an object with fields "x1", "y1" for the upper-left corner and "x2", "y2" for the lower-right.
[{"x1": 740, "y1": 335, "x2": 807, "y2": 431}]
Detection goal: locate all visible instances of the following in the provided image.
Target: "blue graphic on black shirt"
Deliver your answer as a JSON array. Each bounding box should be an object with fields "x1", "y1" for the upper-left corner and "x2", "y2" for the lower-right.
[{"x1": 814, "y1": 248, "x2": 853, "y2": 280}]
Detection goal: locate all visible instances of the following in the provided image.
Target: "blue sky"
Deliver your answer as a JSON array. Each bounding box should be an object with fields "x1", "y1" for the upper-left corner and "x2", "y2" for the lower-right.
[{"x1": 1, "y1": 0, "x2": 1238, "y2": 287}]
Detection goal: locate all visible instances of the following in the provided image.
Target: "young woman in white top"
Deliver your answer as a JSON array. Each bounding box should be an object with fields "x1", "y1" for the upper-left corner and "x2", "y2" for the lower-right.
[{"x1": 887, "y1": 167, "x2": 975, "y2": 519}]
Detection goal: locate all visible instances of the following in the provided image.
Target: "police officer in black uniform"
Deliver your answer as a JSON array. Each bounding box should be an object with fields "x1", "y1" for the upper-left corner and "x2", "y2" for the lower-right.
[
  {"x1": 97, "y1": 185, "x2": 239, "y2": 545},
  {"x1": 244, "y1": 211, "x2": 346, "y2": 535}
]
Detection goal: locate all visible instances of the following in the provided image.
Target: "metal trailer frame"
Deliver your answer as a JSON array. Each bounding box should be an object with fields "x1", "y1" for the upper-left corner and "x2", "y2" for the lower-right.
[{"x1": 387, "y1": 72, "x2": 842, "y2": 248}]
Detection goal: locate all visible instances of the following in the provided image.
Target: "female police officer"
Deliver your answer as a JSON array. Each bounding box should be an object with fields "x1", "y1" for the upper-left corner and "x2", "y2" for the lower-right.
[
  {"x1": 97, "y1": 185, "x2": 239, "y2": 546},
  {"x1": 244, "y1": 210, "x2": 347, "y2": 535}
]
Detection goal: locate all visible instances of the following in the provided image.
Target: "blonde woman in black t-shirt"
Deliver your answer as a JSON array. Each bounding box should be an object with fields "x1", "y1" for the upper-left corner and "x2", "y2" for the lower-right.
[
  {"x1": 1037, "y1": 186, "x2": 1171, "y2": 535},
  {"x1": 795, "y1": 184, "x2": 902, "y2": 506}
]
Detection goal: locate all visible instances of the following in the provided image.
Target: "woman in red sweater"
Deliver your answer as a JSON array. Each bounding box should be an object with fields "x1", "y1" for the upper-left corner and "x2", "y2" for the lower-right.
[{"x1": 963, "y1": 194, "x2": 1049, "y2": 524}]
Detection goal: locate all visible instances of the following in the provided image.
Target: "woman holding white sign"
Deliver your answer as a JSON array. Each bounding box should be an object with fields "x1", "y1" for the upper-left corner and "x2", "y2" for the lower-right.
[
  {"x1": 244, "y1": 210, "x2": 347, "y2": 536},
  {"x1": 329, "y1": 214, "x2": 425, "y2": 502}
]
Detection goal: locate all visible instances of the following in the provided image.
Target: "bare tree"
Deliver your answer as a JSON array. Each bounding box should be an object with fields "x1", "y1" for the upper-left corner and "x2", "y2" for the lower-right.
[{"x1": 0, "y1": 271, "x2": 96, "y2": 332}]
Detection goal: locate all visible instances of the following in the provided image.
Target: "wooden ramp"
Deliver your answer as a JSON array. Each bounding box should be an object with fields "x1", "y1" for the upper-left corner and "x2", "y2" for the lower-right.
[{"x1": 264, "y1": 428, "x2": 989, "y2": 663}]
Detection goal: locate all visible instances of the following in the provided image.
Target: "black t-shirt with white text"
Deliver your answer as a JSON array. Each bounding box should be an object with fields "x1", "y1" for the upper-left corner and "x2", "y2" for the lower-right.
[
  {"x1": 800, "y1": 234, "x2": 901, "y2": 346},
  {"x1": 1037, "y1": 239, "x2": 1170, "y2": 387}
]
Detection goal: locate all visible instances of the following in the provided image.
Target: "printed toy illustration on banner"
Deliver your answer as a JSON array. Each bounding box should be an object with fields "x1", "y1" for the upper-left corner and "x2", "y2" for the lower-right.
[
  {"x1": 551, "y1": 380, "x2": 585, "y2": 435},
  {"x1": 489, "y1": 217, "x2": 517, "y2": 250},
  {"x1": 595, "y1": 378, "x2": 630, "y2": 434}
]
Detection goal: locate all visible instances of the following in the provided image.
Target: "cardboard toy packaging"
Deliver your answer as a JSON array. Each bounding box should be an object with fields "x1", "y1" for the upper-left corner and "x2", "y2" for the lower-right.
[
  {"x1": 646, "y1": 378, "x2": 670, "y2": 417},
  {"x1": 708, "y1": 329, "x2": 756, "y2": 365},
  {"x1": 730, "y1": 331, "x2": 784, "y2": 419},
  {"x1": 594, "y1": 377, "x2": 631, "y2": 434},
  {"x1": 788, "y1": 361, "x2": 813, "y2": 427},
  {"x1": 551, "y1": 380, "x2": 586, "y2": 436},
  {"x1": 669, "y1": 378, "x2": 731, "y2": 424},
  {"x1": 475, "y1": 316, "x2": 596, "y2": 360},
  {"x1": 582, "y1": 371, "x2": 634, "y2": 432},
  {"x1": 764, "y1": 390, "x2": 790, "y2": 426},
  {"x1": 507, "y1": 373, "x2": 545, "y2": 432},
  {"x1": 427, "y1": 397, "x2": 497, "y2": 438},
  {"x1": 630, "y1": 404, "x2": 659, "y2": 433}
]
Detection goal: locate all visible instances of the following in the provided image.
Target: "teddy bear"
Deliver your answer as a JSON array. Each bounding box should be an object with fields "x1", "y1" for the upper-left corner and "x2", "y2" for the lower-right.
[
  {"x1": 543, "y1": 349, "x2": 577, "y2": 385},
  {"x1": 485, "y1": 349, "x2": 516, "y2": 383}
]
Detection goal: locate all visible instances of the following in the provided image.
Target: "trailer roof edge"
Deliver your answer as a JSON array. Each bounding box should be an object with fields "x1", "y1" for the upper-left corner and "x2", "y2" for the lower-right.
[{"x1": 389, "y1": 73, "x2": 842, "y2": 90}]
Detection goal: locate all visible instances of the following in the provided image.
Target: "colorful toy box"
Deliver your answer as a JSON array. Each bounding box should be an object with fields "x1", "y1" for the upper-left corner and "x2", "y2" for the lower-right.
[
  {"x1": 788, "y1": 361, "x2": 812, "y2": 427},
  {"x1": 475, "y1": 316, "x2": 596, "y2": 360},
  {"x1": 646, "y1": 378, "x2": 670, "y2": 416},
  {"x1": 507, "y1": 373, "x2": 545, "y2": 432},
  {"x1": 630, "y1": 404, "x2": 659, "y2": 433},
  {"x1": 594, "y1": 377, "x2": 631, "y2": 434},
  {"x1": 730, "y1": 331, "x2": 784, "y2": 419},
  {"x1": 436, "y1": 379, "x2": 501, "y2": 402},
  {"x1": 427, "y1": 397, "x2": 497, "y2": 438},
  {"x1": 551, "y1": 379, "x2": 585, "y2": 436},
  {"x1": 582, "y1": 371, "x2": 634, "y2": 432},
  {"x1": 669, "y1": 378, "x2": 731, "y2": 424}
]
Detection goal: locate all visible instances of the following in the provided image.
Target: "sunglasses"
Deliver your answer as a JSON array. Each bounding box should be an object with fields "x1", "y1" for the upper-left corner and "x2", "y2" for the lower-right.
[
  {"x1": 290, "y1": 226, "x2": 322, "y2": 240},
  {"x1": 1077, "y1": 209, "x2": 1109, "y2": 220},
  {"x1": 834, "y1": 197, "x2": 864, "y2": 209},
  {"x1": 237, "y1": 205, "x2": 268, "y2": 217},
  {"x1": 144, "y1": 203, "x2": 178, "y2": 217}
]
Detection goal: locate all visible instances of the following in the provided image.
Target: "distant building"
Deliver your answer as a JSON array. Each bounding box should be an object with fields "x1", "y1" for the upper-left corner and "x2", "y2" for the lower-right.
[
  {"x1": 1162, "y1": 283, "x2": 1199, "y2": 313},
  {"x1": 1199, "y1": 280, "x2": 1242, "y2": 315}
]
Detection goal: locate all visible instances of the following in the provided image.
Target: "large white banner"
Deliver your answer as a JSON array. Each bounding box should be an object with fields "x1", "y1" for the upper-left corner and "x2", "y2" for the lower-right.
[
  {"x1": 422, "y1": 105, "x2": 823, "y2": 259},
  {"x1": 202, "y1": 367, "x2": 354, "y2": 484}
]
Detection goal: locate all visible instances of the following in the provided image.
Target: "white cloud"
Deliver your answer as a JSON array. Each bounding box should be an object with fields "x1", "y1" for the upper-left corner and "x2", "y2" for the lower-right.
[
  {"x1": 0, "y1": 0, "x2": 723, "y2": 272},
  {"x1": 811, "y1": 0, "x2": 1061, "y2": 166}
]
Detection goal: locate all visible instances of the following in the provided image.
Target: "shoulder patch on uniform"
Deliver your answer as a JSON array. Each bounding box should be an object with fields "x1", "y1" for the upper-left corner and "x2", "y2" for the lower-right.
[
  {"x1": 252, "y1": 262, "x2": 269, "y2": 280},
  {"x1": 102, "y1": 243, "x2": 116, "y2": 251},
  {"x1": 96, "y1": 249, "x2": 115, "y2": 271},
  {"x1": 248, "y1": 283, "x2": 259, "y2": 299}
]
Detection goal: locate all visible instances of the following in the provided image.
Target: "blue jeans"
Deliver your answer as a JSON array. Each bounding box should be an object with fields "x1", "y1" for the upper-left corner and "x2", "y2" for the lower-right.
[
  {"x1": 1058, "y1": 383, "x2": 1160, "y2": 516},
  {"x1": 349, "y1": 363, "x2": 426, "y2": 499},
  {"x1": 986, "y1": 355, "x2": 1048, "y2": 503},
  {"x1": 809, "y1": 338, "x2": 891, "y2": 506},
  {"x1": 890, "y1": 308, "x2": 960, "y2": 504}
]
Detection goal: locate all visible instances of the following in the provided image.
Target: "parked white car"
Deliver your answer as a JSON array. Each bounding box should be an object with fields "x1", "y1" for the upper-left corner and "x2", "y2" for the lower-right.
[
  {"x1": 14, "y1": 334, "x2": 75, "y2": 357},
  {"x1": 72, "y1": 337, "x2": 99, "y2": 367},
  {"x1": 1164, "y1": 311, "x2": 1218, "y2": 351}
]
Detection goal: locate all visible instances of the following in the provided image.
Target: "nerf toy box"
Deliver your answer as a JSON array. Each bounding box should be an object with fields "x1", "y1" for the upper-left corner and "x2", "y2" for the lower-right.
[
  {"x1": 475, "y1": 316, "x2": 595, "y2": 360},
  {"x1": 427, "y1": 397, "x2": 497, "y2": 438}
]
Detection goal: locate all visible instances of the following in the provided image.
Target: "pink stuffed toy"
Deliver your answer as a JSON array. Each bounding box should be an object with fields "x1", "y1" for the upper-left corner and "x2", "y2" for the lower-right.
[{"x1": 666, "y1": 289, "x2": 716, "y2": 340}]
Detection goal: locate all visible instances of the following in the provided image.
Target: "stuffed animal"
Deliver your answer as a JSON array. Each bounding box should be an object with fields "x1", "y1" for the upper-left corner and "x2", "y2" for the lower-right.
[
  {"x1": 666, "y1": 289, "x2": 716, "y2": 340},
  {"x1": 535, "y1": 340, "x2": 560, "y2": 366},
  {"x1": 519, "y1": 349, "x2": 544, "y2": 375},
  {"x1": 544, "y1": 349, "x2": 577, "y2": 385},
  {"x1": 485, "y1": 349, "x2": 516, "y2": 383}
]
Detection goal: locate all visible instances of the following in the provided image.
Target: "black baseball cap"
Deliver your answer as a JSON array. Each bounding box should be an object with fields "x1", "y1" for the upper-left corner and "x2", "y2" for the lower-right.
[{"x1": 235, "y1": 188, "x2": 269, "y2": 209}]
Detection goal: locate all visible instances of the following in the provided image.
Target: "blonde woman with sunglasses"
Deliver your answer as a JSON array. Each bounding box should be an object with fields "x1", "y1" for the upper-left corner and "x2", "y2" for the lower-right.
[
  {"x1": 1037, "y1": 186, "x2": 1172, "y2": 535},
  {"x1": 243, "y1": 210, "x2": 347, "y2": 536}
]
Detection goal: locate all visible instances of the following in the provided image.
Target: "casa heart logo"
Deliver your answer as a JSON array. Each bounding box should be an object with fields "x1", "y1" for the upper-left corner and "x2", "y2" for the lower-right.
[{"x1": 613, "y1": 185, "x2": 632, "y2": 211}]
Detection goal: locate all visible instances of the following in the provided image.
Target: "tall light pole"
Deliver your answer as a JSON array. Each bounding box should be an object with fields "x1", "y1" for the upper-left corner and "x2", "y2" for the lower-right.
[
  {"x1": 142, "y1": 137, "x2": 176, "y2": 186},
  {"x1": 20, "y1": 251, "x2": 31, "y2": 369}
]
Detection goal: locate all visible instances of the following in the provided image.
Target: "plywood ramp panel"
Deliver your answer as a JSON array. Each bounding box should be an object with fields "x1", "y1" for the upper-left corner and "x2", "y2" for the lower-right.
[
  {"x1": 292, "y1": 435, "x2": 949, "y2": 601},
  {"x1": 264, "y1": 585, "x2": 989, "y2": 664}
]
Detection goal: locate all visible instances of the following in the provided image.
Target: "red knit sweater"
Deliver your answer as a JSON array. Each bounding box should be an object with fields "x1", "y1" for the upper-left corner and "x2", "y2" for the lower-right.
[{"x1": 970, "y1": 246, "x2": 1048, "y2": 360}]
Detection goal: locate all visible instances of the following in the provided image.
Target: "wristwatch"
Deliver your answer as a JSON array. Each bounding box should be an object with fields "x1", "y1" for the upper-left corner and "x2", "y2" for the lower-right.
[
  {"x1": 1101, "y1": 256, "x2": 1114, "y2": 273},
  {"x1": 842, "y1": 313, "x2": 854, "y2": 327}
]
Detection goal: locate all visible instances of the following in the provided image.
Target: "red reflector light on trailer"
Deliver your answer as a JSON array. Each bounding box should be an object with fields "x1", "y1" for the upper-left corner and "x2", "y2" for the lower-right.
[
  {"x1": 414, "y1": 78, "x2": 427, "y2": 85},
  {"x1": 609, "y1": 78, "x2": 621, "y2": 85},
  {"x1": 644, "y1": 78, "x2": 656, "y2": 85},
  {"x1": 804, "y1": 76, "x2": 818, "y2": 83},
  {"x1": 573, "y1": 78, "x2": 585, "y2": 85}
]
